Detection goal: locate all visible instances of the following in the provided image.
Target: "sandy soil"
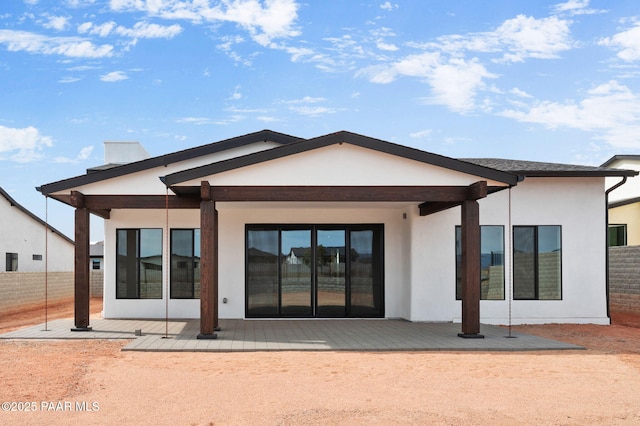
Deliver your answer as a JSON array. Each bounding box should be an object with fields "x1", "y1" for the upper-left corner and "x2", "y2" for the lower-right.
[{"x1": 1, "y1": 300, "x2": 640, "y2": 425}]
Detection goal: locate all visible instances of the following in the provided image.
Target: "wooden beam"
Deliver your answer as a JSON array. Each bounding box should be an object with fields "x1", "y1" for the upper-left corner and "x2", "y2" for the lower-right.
[
  {"x1": 71, "y1": 207, "x2": 91, "y2": 331},
  {"x1": 419, "y1": 181, "x2": 491, "y2": 216},
  {"x1": 59, "y1": 194, "x2": 200, "y2": 210},
  {"x1": 197, "y1": 199, "x2": 217, "y2": 339},
  {"x1": 467, "y1": 181, "x2": 487, "y2": 200},
  {"x1": 70, "y1": 190, "x2": 84, "y2": 208},
  {"x1": 209, "y1": 186, "x2": 483, "y2": 202},
  {"x1": 201, "y1": 181, "x2": 211, "y2": 201},
  {"x1": 419, "y1": 201, "x2": 460, "y2": 216},
  {"x1": 459, "y1": 199, "x2": 483, "y2": 338}
]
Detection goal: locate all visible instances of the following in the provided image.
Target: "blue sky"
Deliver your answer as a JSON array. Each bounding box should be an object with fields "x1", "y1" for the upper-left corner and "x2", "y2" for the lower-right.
[{"x1": 1, "y1": 0, "x2": 639, "y2": 240}]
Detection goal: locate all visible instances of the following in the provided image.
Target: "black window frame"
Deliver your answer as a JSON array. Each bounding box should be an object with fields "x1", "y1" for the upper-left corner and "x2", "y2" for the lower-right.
[
  {"x1": 32, "y1": 254, "x2": 43, "y2": 261},
  {"x1": 513, "y1": 225, "x2": 562, "y2": 300},
  {"x1": 5, "y1": 252, "x2": 18, "y2": 271},
  {"x1": 115, "y1": 228, "x2": 163, "y2": 299},
  {"x1": 245, "y1": 224, "x2": 385, "y2": 318},
  {"x1": 608, "y1": 224, "x2": 627, "y2": 247},
  {"x1": 170, "y1": 228, "x2": 201, "y2": 299},
  {"x1": 455, "y1": 225, "x2": 505, "y2": 301}
]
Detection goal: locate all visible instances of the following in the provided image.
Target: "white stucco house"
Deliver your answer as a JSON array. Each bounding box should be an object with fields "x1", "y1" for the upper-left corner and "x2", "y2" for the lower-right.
[
  {"x1": 0, "y1": 186, "x2": 74, "y2": 272},
  {"x1": 38, "y1": 130, "x2": 635, "y2": 337}
]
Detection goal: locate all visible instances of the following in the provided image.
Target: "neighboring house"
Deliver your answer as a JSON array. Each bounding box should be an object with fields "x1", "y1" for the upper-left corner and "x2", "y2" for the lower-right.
[
  {"x1": 38, "y1": 130, "x2": 636, "y2": 338},
  {"x1": 90, "y1": 241, "x2": 104, "y2": 270},
  {"x1": 602, "y1": 155, "x2": 640, "y2": 246},
  {"x1": 0, "y1": 186, "x2": 74, "y2": 272}
]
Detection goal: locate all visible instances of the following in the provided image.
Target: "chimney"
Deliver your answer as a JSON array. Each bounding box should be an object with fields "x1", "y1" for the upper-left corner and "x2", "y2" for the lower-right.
[{"x1": 104, "y1": 141, "x2": 150, "y2": 165}]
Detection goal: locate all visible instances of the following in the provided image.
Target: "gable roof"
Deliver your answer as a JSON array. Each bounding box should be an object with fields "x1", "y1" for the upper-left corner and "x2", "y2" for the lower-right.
[
  {"x1": 461, "y1": 158, "x2": 638, "y2": 178},
  {"x1": 37, "y1": 129, "x2": 303, "y2": 195},
  {"x1": 161, "y1": 130, "x2": 520, "y2": 187},
  {"x1": 0, "y1": 187, "x2": 74, "y2": 245},
  {"x1": 601, "y1": 155, "x2": 640, "y2": 168}
]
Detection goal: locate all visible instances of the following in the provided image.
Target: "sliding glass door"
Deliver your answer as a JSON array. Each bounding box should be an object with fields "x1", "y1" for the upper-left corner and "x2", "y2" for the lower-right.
[
  {"x1": 246, "y1": 225, "x2": 384, "y2": 318},
  {"x1": 316, "y1": 230, "x2": 346, "y2": 317}
]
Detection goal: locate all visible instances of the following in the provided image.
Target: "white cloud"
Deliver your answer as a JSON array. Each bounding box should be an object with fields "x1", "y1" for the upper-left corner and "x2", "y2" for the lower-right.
[
  {"x1": 599, "y1": 23, "x2": 640, "y2": 62},
  {"x1": 59, "y1": 76, "x2": 82, "y2": 83},
  {"x1": 420, "y1": 15, "x2": 574, "y2": 63},
  {"x1": 66, "y1": 0, "x2": 97, "y2": 6},
  {"x1": 100, "y1": 70, "x2": 128, "y2": 82},
  {"x1": 499, "y1": 80, "x2": 640, "y2": 148},
  {"x1": 380, "y1": 2, "x2": 398, "y2": 11},
  {"x1": 289, "y1": 105, "x2": 335, "y2": 116},
  {"x1": 0, "y1": 30, "x2": 114, "y2": 58},
  {"x1": 110, "y1": 0, "x2": 300, "y2": 46},
  {"x1": 54, "y1": 145, "x2": 94, "y2": 163},
  {"x1": 176, "y1": 117, "x2": 215, "y2": 125},
  {"x1": 410, "y1": 129, "x2": 432, "y2": 139},
  {"x1": 551, "y1": 0, "x2": 606, "y2": 16},
  {"x1": 281, "y1": 96, "x2": 326, "y2": 104},
  {"x1": 43, "y1": 15, "x2": 70, "y2": 31},
  {"x1": 78, "y1": 21, "x2": 117, "y2": 37},
  {"x1": 358, "y1": 53, "x2": 496, "y2": 113},
  {"x1": 79, "y1": 20, "x2": 182, "y2": 41},
  {"x1": 424, "y1": 58, "x2": 496, "y2": 112},
  {"x1": 376, "y1": 41, "x2": 398, "y2": 51},
  {"x1": 0, "y1": 125, "x2": 53, "y2": 163},
  {"x1": 493, "y1": 15, "x2": 573, "y2": 62},
  {"x1": 510, "y1": 88, "x2": 533, "y2": 98},
  {"x1": 115, "y1": 21, "x2": 183, "y2": 39},
  {"x1": 257, "y1": 115, "x2": 280, "y2": 123}
]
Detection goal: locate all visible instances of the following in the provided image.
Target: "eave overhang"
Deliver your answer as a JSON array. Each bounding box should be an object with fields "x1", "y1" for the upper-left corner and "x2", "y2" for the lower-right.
[
  {"x1": 37, "y1": 130, "x2": 302, "y2": 196},
  {"x1": 161, "y1": 131, "x2": 520, "y2": 187}
]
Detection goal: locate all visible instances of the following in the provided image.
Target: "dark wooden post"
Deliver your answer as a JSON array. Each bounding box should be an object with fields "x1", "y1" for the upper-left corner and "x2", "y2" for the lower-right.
[
  {"x1": 459, "y1": 199, "x2": 483, "y2": 338},
  {"x1": 213, "y1": 207, "x2": 220, "y2": 331},
  {"x1": 198, "y1": 182, "x2": 217, "y2": 339},
  {"x1": 70, "y1": 191, "x2": 91, "y2": 331}
]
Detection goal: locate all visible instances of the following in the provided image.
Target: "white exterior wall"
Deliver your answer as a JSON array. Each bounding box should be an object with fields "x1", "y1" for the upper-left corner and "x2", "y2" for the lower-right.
[
  {"x1": 0, "y1": 195, "x2": 74, "y2": 272},
  {"x1": 52, "y1": 141, "x2": 283, "y2": 198},
  {"x1": 103, "y1": 205, "x2": 411, "y2": 319},
  {"x1": 408, "y1": 177, "x2": 608, "y2": 325}
]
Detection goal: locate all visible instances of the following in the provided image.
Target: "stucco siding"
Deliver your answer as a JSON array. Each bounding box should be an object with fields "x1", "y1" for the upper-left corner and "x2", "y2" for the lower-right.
[
  {"x1": 181, "y1": 144, "x2": 510, "y2": 187},
  {"x1": 609, "y1": 202, "x2": 640, "y2": 246},
  {"x1": 0, "y1": 194, "x2": 74, "y2": 273}
]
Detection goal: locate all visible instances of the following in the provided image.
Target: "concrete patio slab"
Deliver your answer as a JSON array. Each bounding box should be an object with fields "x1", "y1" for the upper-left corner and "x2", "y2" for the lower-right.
[{"x1": 0, "y1": 318, "x2": 582, "y2": 352}]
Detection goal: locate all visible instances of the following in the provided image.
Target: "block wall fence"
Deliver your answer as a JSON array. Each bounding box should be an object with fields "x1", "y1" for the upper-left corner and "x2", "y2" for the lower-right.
[
  {"x1": 0, "y1": 270, "x2": 103, "y2": 314},
  {"x1": 609, "y1": 246, "x2": 640, "y2": 314}
]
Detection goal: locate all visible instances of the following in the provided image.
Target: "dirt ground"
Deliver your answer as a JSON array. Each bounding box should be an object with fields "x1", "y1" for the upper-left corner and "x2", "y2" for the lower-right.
[{"x1": 1, "y1": 300, "x2": 640, "y2": 425}]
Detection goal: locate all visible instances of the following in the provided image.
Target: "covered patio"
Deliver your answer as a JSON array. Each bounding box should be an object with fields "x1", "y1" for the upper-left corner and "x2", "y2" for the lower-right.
[{"x1": 0, "y1": 318, "x2": 581, "y2": 352}]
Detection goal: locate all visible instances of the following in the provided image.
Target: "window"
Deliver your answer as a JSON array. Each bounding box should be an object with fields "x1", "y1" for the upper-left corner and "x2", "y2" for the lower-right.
[
  {"x1": 5, "y1": 253, "x2": 18, "y2": 271},
  {"x1": 92, "y1": 260, "x2": 101, "y2": 270},
  {"x1": 455, "y1": 226, "x2": 504, "y2": 300},
  {"x1": 608, "y1": 224, "x2": 627, "y2": 247},
  {"x1": 116, "y1": 229, "x2": 162, "y2": 299},
  {"x1": 32, "y1": 254, "x2": 43, "y2": 261},
  {"x1": 170, "y1": 229, "x2": 201, "y2": 299},
  {"x1": 513, "y1": 226, "x2": 562, "y2": 300}
]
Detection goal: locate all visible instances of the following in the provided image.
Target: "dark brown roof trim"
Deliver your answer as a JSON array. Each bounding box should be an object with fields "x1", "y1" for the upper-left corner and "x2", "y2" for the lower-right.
[
  {"x1": 601, "y1": 155, "x2": 640, "y2": 168},
  {"x1": 162, "y1": 130, "x2": 520, "y2": 187},
  {"x1": 609, "y1": 196, "x2": 640, "y2": 209},
  {"x1": 38, "y1": 129, "x2": 302, "y2": 195},
  {"x1": 0, "y1": 187, "x2": 74, "y2": 245}
]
